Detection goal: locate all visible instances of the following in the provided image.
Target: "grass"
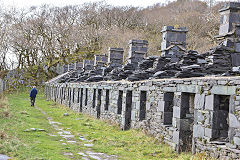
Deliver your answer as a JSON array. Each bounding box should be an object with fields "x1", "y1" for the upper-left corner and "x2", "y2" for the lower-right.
[{"x1": 0, "y1": 88, "x2": 200, "y2": 160}]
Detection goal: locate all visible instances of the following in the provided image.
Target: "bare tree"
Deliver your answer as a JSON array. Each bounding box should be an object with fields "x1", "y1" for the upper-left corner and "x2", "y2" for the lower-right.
[{"x1": 0, "y1": 0, "x2": 223, "y2": 83}]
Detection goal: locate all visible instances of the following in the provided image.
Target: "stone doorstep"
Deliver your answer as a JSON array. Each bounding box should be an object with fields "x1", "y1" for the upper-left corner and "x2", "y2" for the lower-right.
[
  {"x1": 233, "y1": 136, "x2": 240, "y2": 146},
  {"x1": 226, "y1": 143, "x2": 237, "y2": 149},
  {"x1": 208, "y1": 141, "x2": 227, "y2": 145},
  {"x1": 228, "y1": 148, "x2": 240, "y2": 154},
  {"x1": 203, "y1": 143, "x2": 240, "y2": 154}
]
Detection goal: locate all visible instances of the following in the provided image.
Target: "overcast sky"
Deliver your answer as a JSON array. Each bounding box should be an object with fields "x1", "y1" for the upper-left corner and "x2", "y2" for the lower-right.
[
  {"x1": 3, "y1": 0, "x2": 240, "y2": 10},
  {"x1": 2, "y1": 0, "x2": 176, "y2": 8},
  {"x1": 3, "y1": 0, "x2": 237, "y2": 9}
]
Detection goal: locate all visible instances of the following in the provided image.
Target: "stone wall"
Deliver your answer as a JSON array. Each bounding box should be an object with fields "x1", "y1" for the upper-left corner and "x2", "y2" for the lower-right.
[
  {"x1": 45, "y1": 76, "x2": 240, "y2": 158},
  {"x1": 0, "y1": 78, "x2": 6, "y2": 93}
]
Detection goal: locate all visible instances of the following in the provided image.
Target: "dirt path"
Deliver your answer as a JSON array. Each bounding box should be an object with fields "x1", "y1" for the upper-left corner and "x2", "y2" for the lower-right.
[{"x1": 35, "y1": 106, "x2": 117, "y2": 160}]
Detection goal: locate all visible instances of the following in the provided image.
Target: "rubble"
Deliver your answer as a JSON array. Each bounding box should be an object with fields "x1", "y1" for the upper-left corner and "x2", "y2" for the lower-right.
[
  {"x1": 55, "y1": 43, "x2": 240, "y2": 83},
  {"x1": 49, "y1": 22, "x2": 240, "y2": 83}
]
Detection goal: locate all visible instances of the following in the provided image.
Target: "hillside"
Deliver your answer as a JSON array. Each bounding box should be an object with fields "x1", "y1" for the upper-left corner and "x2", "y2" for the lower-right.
[{"x1": 0, "y1": 0, "x2": 223, "y2": 83}]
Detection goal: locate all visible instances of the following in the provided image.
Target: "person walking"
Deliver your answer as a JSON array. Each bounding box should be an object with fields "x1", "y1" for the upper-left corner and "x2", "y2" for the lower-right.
[{"x1": 30, "y1": 86, "x2": 38, "y2": 106}]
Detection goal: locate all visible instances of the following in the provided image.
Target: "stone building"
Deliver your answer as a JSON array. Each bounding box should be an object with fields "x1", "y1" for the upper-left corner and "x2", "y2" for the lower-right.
[{"x1": 45, "y1": 2, "x2": 240, "y2": 159}]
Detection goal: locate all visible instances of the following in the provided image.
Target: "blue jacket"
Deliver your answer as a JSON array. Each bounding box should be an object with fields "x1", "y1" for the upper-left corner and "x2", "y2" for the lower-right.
[{"x1": 30, "y1": 88, "x2": 38, "y2": 98}]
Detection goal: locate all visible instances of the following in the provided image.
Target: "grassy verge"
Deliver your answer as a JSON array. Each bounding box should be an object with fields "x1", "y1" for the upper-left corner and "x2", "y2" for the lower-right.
[{"x1": 0, "y1": 88, "x2": 198, "y2": 160}]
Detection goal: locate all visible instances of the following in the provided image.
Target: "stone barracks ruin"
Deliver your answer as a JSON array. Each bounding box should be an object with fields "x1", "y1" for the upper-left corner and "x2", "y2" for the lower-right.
[{"x1": 45, "y1": 2, "x2": 240, "y2": 159}]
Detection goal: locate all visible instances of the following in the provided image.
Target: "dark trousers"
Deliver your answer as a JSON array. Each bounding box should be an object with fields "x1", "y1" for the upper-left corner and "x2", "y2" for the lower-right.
[{"x1": 30, "y1": 97, "x2": 36, "y2": 106}]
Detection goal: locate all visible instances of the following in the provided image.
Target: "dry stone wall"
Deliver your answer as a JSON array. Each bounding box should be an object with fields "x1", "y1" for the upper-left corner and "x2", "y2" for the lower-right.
[
  {"x1": 0, "y1": 78, "x2": 7, "y2": 93},
  {"x1": 45, "y1": 76, "x2": 240, "y2": 158}
]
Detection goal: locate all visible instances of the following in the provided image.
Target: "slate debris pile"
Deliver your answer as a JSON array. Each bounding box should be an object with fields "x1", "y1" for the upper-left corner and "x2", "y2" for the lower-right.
[
  {"x1": 54, "y1": 44, "x2": 240, "y2": 83},
  {"x1": 58, "y1": 71, "x2": 78, "y2": 83},
  {"x1": 105, "y1": 56, "x2": 157, "y2": 81},
  {"x1": 82, "y1": 71, "x2": 94, "y2": 82},
  {"x1": 77, "y1": 69, "x2": 103, "y2": 82},
  {"x1": 138, "y1": 56, "x2": 158, "y2": 70},
  {"x1": 176, "y1": 50, "x2": 208, "y2": 78},
  {"x1": 103, "y1": 63, "x2": 135, "y2": 81},
  {"x1": 127, "y1": 56, "x2": 158, "y2": 81},
  {"x1": 103, "y1": 66, "x2": 114, "y2": 77},
  {"x1": 222, "y1": 66, "x2": 240, "y2": 76},
  {"x1": 86, "y1": 75, "x2": 104, "y2": 82},
  {"x1": 77, "y1": 73, "x2": 88, "y2": 82},
  {"x1": 118, "y1": 64, "x2": 134, "y2": 80},
  {"x1": 205, "y1": 45, "x2": 233, "y2": 75},
  {"x1": 77, "y1": 59, "x2": 103, "y2": 82},
  {"x1": 127, "y1": 70, "x2": 153, "y2": 81},
  {"x1": 104, "y1": 68, "x2": 123, "y2": 81},
  {"x1": 103, "y1": 63, "x2": 134, "y2": 81},
  {"x1": 152, "y1": 57, "x2": 170, "y2": 71},
  {"x1": 153, "y1": 62, "x2": 180, "y2": 79}
]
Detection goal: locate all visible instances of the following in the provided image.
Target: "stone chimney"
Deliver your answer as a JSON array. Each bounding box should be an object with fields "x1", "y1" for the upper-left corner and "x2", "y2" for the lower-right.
[
  {"x1": 161, "y1": 26, "x2": 187, "y2": 60},
  {"x1": 218, "y1": 2, "x2": 240, "y2": 37},
  {"x1": 94, "y1": 55, "x2": 107, "y2": 70},
  {"x1": 63, "y1": 65, "x2": 68, "y2": 73},
  {"x1": 75, "y1": 62, "x2": 84, "y2": 73},
  {"x1": 108, "y1": 48, "x2": 124, "y2": 68},
  {"x1": 83, "y1": 60, "x2": 94, "y2": 71},
  {"x1": 128, "y1": 39, "x2": 148, "y2": 67},
  {"x1": 67, "y1": 63, "x2": 75, "y2": 71},
  {"x1": 218, "y1": 2, "x2": 240, "y2": 66}
]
